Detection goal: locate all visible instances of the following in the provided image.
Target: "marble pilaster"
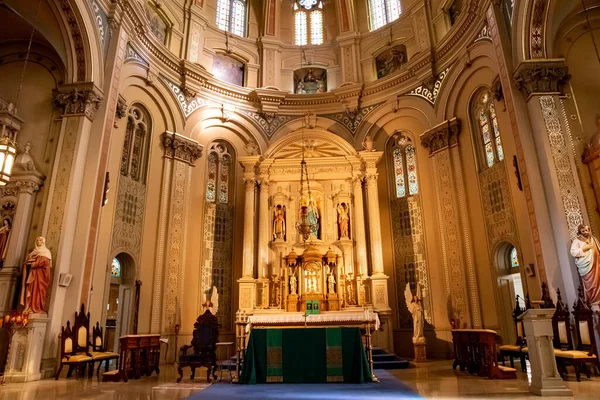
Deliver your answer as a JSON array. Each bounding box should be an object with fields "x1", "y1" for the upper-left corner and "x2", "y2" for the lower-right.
[{"x1": 351, "y1": 176, "x2": 368, "y2": 276}]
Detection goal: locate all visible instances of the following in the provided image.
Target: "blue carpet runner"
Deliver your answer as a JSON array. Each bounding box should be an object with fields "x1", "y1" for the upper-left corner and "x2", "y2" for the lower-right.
[{"x1": 187, "y1": 370, "x2": 422, "y2": 399}]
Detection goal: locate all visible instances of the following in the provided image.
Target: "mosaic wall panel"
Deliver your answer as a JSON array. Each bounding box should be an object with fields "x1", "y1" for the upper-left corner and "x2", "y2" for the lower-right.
[{"x1": 111, "y1": 176, "x2": 146, "y2": 265}]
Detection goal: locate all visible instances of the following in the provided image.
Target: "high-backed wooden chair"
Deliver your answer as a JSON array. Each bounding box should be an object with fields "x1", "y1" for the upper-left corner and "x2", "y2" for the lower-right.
[
  {"x1": 177, "y1": 310, "x2": 220, "y2": 383},
  {"x1": 55, "y1": 321, "x2": 92, "y2": 379},
  {"x1": 499, "y1": 297, "x2": 528, "y2": 371},
  {"x1": 91, "y1": 322, "x2": 120, "y2": 377}
]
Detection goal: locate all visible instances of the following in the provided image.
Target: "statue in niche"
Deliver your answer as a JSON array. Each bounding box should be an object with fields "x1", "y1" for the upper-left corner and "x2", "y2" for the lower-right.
[
  {"x1": 290, "y1": 273, "x2": 297, "y2": 295},
  {"x1": 306, "y1": 199, "x2": 320, "y2": 239},
  {"x1": 20, "y1": 237, "x2": 52, "y2": 314},
  {"x1": 337, "y1": 203, "x2": 350, "y2": 239},
  {"x1": 570, "y1": 224, "x2": 600, "y2": 305},
  {"x1": 345, "y1": 273, "x2": 356, "y2": 305},
  {"x1": 327, "y1": 273, "x2": 336, "y2": 294},
  {"x1": 0, "y1": 218, "x2": 11, "y2": 267},
  {"x1": 405, "y1": 283, "x2": 425, "y2": 344},
  {"x1": 273, "y1": 205, "x2": 286, "y2": 241}
]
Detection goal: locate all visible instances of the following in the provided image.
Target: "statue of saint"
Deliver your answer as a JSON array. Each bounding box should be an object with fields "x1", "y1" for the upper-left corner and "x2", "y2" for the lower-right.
[
  {"x1": 273, "y1": 205, "x2": 286, "y2": 240},
  {"x1": 20, "y1": 237, "x2": 52, "y2": 314},
  {"x1": 307, "y1": 200, "x2": 319, "y2": 239},
  {"x1": 337, "y1": 203, "x2": 350, "y2": 239},
  {"x1": 327, "y1": 273, "x2": 336, "y2": 294},
  {"x1": 570, "y1": 224, "x2": 600, "y2": 305},
  {"x1": 405, "y1": 283, "x2": 425, "y2": 344},
  {"x1": 290, "y1": 274, "x2": 297, "y2": 295},
  {"x1": 0, "y1": 218, "x2": 11, "y2": 267}
]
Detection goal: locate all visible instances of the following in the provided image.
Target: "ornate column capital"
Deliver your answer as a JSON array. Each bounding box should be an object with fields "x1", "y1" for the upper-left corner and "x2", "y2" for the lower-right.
[
  {"x1": 420, "y1": 118, "x2": 461, "y2": 156},
  {"x1": 115, "y1": 94, "x2": 127, "y2": 121},
  {"x1": 244, "y1": 178, "x2": 257, "y2": 191},
  {"x1": 15, "y1": 181, "x2": 41, "y2": 195},
  {"x1": 161, "y1": 131, "x2": 203, "y2": 166},
  {"x1": 52, "y1": 83, "x2": 104, "y2": 121},
  {"x1": 514, "y1": 59, "x2": 570, "y2": 99},
  {"x1": 364, "y1": 173, "x2": 378, "y2": 187}
]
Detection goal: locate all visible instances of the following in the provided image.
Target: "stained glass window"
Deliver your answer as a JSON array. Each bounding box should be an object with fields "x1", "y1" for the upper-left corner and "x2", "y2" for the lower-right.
[
  {"x1": 475, "y1": 91, "x2": 505, "y2": 168},
  {"x1": 111, "y1": 258, "x2": 121, "y2": 278},
  {"x1": 406, "y1": 145, "x2": 418, "y2": 195},
  {"x1": 219, "y1": 154, "x2": 230, "y2": 204},
  {"x1": 369, "y1": 0, "x2": 402, "y2": 31},
  {"x1": 295, "y1": 1, "x2": 323, "y2": 46},
  {"x1": 206, "y1": 152, "x2": 217, "y2": 203},
  {"x1": 489, "y1": 102, "x2": 504, "y2": 161},
  {"x1": 120, "y1": 106, "x2": 151, "y2": 183},
  {"x1": 216, "y1": 0, "x2": 246, "y2": 37},
  {"x1": 480, "y1": 109, "x2": 494, "y2": 168},
  {"x1": 510, "y1": 247, "x2": 519, "y2": 268},
  {"x1": 206, "y1": 142, "x2": 233, "y2": 204},
  {"x1": 392, "y1": 136, "x2": 419, "y2": 198}
]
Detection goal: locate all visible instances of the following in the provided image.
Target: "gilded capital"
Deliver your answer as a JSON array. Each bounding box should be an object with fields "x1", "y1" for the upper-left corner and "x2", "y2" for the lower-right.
[
  {"x1": 513, "y1": 60, "x2": 570, "y2": 98},
  {"x1": 52, "y1": 83, "x2": 104, "y2": 121},
  {"x1": 161, "y1": 131, "x2": 203, "y2": 166},
  {"x1": 420, "y1": 118, "x2": 461, "y2": 156}
]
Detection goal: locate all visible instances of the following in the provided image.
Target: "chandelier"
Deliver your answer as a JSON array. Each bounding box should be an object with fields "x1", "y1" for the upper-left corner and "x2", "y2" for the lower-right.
[{"x1": 295, "y1": 125, "x2": 317, "y2": 243}]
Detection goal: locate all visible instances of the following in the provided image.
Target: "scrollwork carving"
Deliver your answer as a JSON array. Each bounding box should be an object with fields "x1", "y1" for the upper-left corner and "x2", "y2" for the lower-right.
[
  {"x1": 52, "y1": 84, "x2": 104, "y2": 121},
  {"x1": 161, "y1": 131, "x2": 203, "y2": 166},
  {"x1": 513, "y1": 61, "x2": 570, "y2": 98}
]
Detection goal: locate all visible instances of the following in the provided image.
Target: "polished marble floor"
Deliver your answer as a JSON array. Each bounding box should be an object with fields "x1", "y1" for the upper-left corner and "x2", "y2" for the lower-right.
[{"x1": 1, "y1": 361, "x2": 600, "y2": 399}]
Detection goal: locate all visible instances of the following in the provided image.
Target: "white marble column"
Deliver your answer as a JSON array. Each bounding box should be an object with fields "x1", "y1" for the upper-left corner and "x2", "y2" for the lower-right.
[
  {"x1": 242, "y1": 178, "x2": 256, "y2": 278},
  {"x1": 257, "y1": 180, "x2": 270, "y2": 278},
  {"x1": 352, "y1": 176, "x2": 368, "y2": 276},
  {"x1": 365, "y1": 173, "x2": 384, "y2": 276}
]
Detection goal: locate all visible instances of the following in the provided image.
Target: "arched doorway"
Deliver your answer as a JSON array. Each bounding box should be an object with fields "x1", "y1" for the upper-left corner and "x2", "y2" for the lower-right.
[
  {"x1": 495, "y1": 242, "x2": 525, "y2": 345},
  {"x1": 105, "y1": 253, "x2": 135, "y2": 352}
]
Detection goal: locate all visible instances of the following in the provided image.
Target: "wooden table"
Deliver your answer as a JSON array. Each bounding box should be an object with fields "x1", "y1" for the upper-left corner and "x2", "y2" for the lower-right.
[
  {"x1": 451, "y1": 329, "x2": 516, "y2": 379},
  {"x1": 102, "y1": 334, "x2": 161, "y2": 382}
]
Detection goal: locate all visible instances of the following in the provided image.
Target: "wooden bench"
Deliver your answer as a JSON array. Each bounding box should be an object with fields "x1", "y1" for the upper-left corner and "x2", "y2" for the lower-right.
[{"x1": 452, "y1": 329, "x2": 516, "y2": 379}]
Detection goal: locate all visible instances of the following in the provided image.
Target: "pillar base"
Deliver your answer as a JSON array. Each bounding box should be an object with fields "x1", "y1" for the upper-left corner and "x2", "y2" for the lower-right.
[
  {"x1": 238, "y1": 277, "x2": 256, "y2": 311},
  {"x1": 413, "y1": 342, "x2": 427, "y2": 362},
  {"x1": 5, "y1": 313, "x2": 48, "y2": 383}
]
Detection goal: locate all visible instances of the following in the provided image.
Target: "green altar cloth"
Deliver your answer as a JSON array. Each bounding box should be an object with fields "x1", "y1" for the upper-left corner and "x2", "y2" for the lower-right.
[{"x1": 240, "y1": 327, "x2": 372, "y2": 384}]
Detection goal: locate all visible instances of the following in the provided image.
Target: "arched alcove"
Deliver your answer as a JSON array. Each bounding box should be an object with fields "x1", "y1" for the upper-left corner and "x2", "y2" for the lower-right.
[
  {"x1": 494, "y1": 241, "x2": 525, "y2": 346},
  {"x1": 105, "y1": 252, "x2": 136, "y2": 352}
]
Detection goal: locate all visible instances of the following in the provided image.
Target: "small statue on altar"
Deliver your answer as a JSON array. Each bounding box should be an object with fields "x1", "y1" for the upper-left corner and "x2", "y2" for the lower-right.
[
  {"x1": 20, "y1": 237, "x2": 52, "y2": 314},
  {"x1": 273, "y1": 205, "x2": 286, "y2": 241},
  {"x1": 327, "y1": 273, "x2": 336, "y2": 294},
  {"x1": 570, "y1": 224, "x2": 600, "y2": 305},
  {"x1": 405, "y1": 283, "x2": 425, "y2": 344},
  {"x1": 346, "y1": 273, "x2": 356, "y2": 305},
  {"x1": 290, "y1": 273, "x2": 297, "y2": 295},
  {"x1": 337, "y1": 203, "x2": 350, "y2": 239},
  {"x1": 306, "y1": 199, "x2": 320, "y2": 239}
]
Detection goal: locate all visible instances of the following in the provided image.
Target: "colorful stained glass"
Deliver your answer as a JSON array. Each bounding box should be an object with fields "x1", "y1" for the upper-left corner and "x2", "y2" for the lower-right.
[
  {"x1": 369, "y1": 0, "x2": 386, "y2": 30},
  {"x1": 216, "y1": 0, "x2": 230, "y2": 31},
  {"x1": 387, "y1": 0, "x2": 402, "y2": 22},
  {"x1": 406, "y1": 145, "x2": 418, "y2": 195},
  {"x1": 295, "y1": 11, "x2": 308, "y2": 45},
  {"x1": 480, "y1": 109, "x2": 494, "y2": 167},
  {"x1": 219, "y1": 154, "x2": 230, "y2": 204},
  {"x1": 231, "y1": 0, "x2": 245, "y2": 37},
  {"x1": 310, "y1": 10, "x2": 323, "y2": 45},
  {"x1": 393, "y1": 147, "x2": 405, "y2": 198},
  {"x1": 111, "y1": 258, "x2": 121, "y2": 278},
  {"x1": 489, "y1": 102, "x2": 504, "y2": 161},
  {"x1": 485, "y1": 142, "x2": 494, "y2": 168},
  {"x1": 121, "y1": 119, "x2": 133, "y2": 176},
  {"x1": 206, "y1": 152, "x2": 217, "y2": 202},
  {"x1": 510, "y1": 247, "x2": 519, "y2": 268}
]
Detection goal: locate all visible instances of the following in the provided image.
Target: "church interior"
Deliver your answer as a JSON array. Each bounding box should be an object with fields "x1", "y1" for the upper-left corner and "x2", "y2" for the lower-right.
[{"x1": 1, "y1": 0, "x2": 600, "y2": 398}]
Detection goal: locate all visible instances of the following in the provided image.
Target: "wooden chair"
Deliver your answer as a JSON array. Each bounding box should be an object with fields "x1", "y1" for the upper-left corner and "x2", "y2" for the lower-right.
[
  {"x1": 499, "y1": 296, "x2": 528, "y2": 371},
  {"x1": 91, "y1": 322, "x2": 120, "y2": 377},
  {"x1": 177, "y1": 310, "x2": 220, "y2": 383},
  {"x1": 55, "y1": 321, "x2": 93, "y2": 379}
]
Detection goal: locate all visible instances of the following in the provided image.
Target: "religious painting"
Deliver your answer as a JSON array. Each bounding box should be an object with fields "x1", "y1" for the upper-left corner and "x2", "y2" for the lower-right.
[
  {"x1": 212, "y1": 53, "x2": 245, "y2": 87},
  {"x1": 294, "y1": 67, "x2": 327, "y2": 94},
  {"x1": 144, "y1": 2, "x2": 169, "y2": 44},
  {"x1": 375, "y1": 44, "x2": 407, "y2": 79}
]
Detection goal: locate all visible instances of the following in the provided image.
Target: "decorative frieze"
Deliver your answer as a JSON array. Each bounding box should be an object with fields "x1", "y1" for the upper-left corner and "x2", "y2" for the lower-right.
[
  {"x1": 407, "y1": 67, "x2": 450, "y2": 105},
  {"x1": 513, "y1": 60, "x2": 570, "y2": 98},
  {"x1": 52, "y1": 84, "x2": 104, "y2": 121},
  {"x1": 492, "y1": 75, "x2": 504, "y2": 103},
  {"x1": 161, "y1": 131, "x2": 203, "y2": 166},
  {"x1": 420, "y1": 118, "x2": 461, "y2": 155}
]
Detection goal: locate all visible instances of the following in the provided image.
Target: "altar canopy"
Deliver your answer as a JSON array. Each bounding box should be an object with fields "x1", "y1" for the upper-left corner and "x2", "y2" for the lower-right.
[{"x1": 240, "y1": 327, "x2": 372, "y2": 384}]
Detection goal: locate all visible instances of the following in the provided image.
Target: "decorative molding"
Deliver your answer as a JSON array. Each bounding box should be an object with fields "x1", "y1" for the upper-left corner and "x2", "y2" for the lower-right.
[
  {"x1": 15, "y1": 181, "x2": 41, "y2": 195},
  {"x1": 52, "y1": 83, "x2": 104, "y2": 121},
  {"x1": 539, "y1": 96, "x2": 583, "y2": 239},
  {"x1": 407, "y1": 67, "x2": 451, "y2": 105},
  {"x1": 115, "y1": 95, "x2": 127, "y2": 121},
  {"x1": 125, "y1": 42, "x2": 149, "y2": 67},
  {"x1": 237, "y1": 109, "x2": 299, "y2": 139},
  {"x1": 514, "y1": 60, "x2": 570, "y2": 98},
  {"x1": 161, "y1": 131, "x2": 203, "y2": 166},
  {"x1": 0, "y1": 186, "x2": 18, "y2": 199},
  {"x1": 110, "y1": 176, "x2": 146, "y2": 263},
  {"x1": 58, "y1": 0, "x2": 87, "y2": 81},
  {"x1": 91, "y1": 0, "x2": 109, "y2": 55},
  {"x1": 475, "y1": 23, "x2": 491, "y2": 42},
  {"x1": 530, "y1": 0, "x2": 547, "y2": 58},
  {"x1": 491, "y1": 75, "x2": 504, "y2": 102},
  {"x1": 162, "y1": 76, "x2": 206, "y2": 117},
  {"x1": 321, "y1": 102, "x2": 384, "y2": 137},
  {"x1": 420, "y1": 118, "x2": 461, "y2": 155}
]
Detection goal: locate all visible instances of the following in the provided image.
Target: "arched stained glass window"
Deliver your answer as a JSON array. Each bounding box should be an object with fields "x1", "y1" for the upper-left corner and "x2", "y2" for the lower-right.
[
  {"x1": 391, "y1": 134, "x2": 419, "y2": 198},
  {"x1": 295, "y1": 1, "x2": 323, "y2": 46},
  {"x1": 216, "y1": 0, "x2": 247, "y2": 37},
  {"x1": 510, "y1": 247, "x2": 519, "y2": 268},
  {"x1": 473, "y1": 90, "x2": 504, "y2": 168},
  {"x1": 120, "y1": 105, "x2": 151, "y2": 184},
  {"x1": 111, "y1": 258, "x2": 121, "y2": 278},
  {"x1": 206, "y1": 143, "x2": 233, "y2": 205},
  {"x1": 368, "y1": 0, "x2": 402, "y2": 31}
]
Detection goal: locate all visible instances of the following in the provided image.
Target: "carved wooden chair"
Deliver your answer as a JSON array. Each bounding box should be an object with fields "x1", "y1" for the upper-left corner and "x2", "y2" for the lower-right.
[
  {"x1": 55, "y1": 321, "x2": 93, "y2": 379},
  {"x1": 177, "y1": 310, "x2": 220, "y2": 383},
  {"x1": 499, "y1": 296, "x2": 528, "y2": 371},
  {"x1": 91, "y1": 322, "x2": 120, "y2": 377}
]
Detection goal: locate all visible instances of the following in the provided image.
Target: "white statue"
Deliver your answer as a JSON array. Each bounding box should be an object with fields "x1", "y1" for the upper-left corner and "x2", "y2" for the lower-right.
[
  {"x1": 290, "y1": 274, "x2": 297, "y2": 295},
  {"x1": 404, "y1": 283, "x2": 425, "y2": 344},
  {"x1": 208, "y1": 286, "x2": 219, "y2": 315},
  {"x1": 327, "y1": 273, "x2": 336, "y2": 294}
]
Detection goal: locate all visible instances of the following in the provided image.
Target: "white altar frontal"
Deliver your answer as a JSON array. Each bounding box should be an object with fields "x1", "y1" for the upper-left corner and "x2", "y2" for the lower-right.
[{"x1": 236, "y1": 130, "x2": 392, "y2": 350}]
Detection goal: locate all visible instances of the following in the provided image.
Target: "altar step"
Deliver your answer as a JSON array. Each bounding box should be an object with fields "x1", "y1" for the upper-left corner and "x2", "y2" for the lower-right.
[{"x1": 372, "y1": 347, "x2": 410, "y2": 370}]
